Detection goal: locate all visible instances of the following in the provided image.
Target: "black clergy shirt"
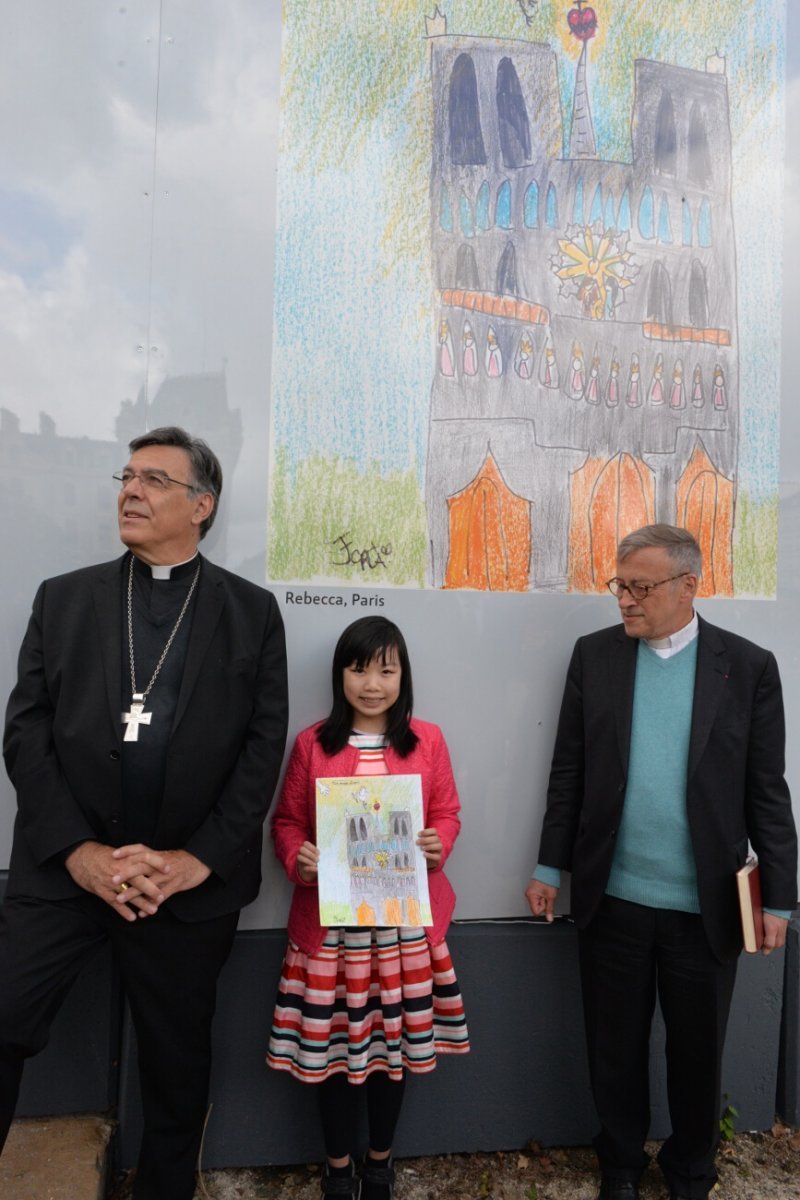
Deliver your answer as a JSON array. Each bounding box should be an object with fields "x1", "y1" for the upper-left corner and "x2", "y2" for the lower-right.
[{"x1": 120, "y1": 554, "x2": 199, "y2": 845}]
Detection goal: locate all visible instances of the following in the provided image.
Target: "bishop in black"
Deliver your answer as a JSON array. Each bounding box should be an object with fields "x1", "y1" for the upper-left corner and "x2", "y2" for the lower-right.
[{"x1": 0, "y1": 427, "x2": 288, "y2": 1200}]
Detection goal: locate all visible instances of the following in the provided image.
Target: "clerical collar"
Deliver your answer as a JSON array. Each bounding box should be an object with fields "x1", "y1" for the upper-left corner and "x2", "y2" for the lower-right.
[
  {"x1": 131, "y1": 553, "x2": 200, "y2": 581},
  {"x1": 646, "y1": 611, "x2": 698, "y2": 655}
]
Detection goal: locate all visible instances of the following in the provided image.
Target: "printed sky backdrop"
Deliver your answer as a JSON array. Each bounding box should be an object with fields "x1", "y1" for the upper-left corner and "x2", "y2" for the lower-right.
[{"x1": 268, "y1": 0, "x2": 785, "y2": 595}]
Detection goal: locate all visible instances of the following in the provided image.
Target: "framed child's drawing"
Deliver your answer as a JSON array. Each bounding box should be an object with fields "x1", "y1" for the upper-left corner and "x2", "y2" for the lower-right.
[{"x1": 316, "y1": 775, "x2": 432, "y2": 928}]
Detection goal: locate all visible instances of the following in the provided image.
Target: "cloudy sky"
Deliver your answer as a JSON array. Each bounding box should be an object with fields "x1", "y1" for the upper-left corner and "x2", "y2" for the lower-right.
[
  {"x1": 0, "y1": 0, "x2": 282, "y2": 565},
  {"x1": 1, "y1": 2, "x2": 799, "y2": 547}
]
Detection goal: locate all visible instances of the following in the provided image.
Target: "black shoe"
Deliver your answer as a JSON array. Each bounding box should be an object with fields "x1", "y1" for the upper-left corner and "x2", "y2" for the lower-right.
[
  {"x1": 597, "y1": 1179, "x2": 639, "y2": 1200},
  {"x1": 321, "y1": 1161, "x2": 361, "y2": 1198},
  {"x1": 360, "y1": 1154, "x2": 395, "y2": 1200}
]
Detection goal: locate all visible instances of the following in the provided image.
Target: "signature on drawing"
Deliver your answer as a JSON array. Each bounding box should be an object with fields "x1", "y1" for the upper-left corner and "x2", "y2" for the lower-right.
[{"x1": 330, "y1": 532, "x2": 393, "y2": 571}]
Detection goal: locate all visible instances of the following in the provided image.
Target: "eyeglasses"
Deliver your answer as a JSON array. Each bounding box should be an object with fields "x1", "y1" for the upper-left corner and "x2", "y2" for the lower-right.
[
  {"x1": 606, "y1": 573, "x2": 689, "y2": 601},
  {"x1": 113, "y1": 469, "x2": 196, "y2": 493}
]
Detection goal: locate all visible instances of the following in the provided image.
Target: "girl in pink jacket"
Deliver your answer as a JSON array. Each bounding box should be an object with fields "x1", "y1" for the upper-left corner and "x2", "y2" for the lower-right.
[{"x1": 267, "y1": 616, "x2": 469, "y2": 1199}]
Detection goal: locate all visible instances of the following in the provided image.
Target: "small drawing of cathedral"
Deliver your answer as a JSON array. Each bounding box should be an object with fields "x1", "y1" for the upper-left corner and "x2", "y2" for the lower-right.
[
  {"x1": 425, "y1": 4, "x2": 737, "y2": 595},
  {"x1": 347, "y1": 808, "x2": 423, "y2": 926}
]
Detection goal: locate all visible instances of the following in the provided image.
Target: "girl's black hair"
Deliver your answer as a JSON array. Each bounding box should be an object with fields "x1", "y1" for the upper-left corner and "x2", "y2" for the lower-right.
[{"x1": 316, "y1": 616, "x2": 419, "y2": 757}]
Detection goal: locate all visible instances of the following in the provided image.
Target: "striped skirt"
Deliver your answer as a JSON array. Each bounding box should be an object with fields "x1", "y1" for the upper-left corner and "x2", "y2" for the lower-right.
[{"x1": 267, "y1": 926, "x2": 470, "y2": 1083}]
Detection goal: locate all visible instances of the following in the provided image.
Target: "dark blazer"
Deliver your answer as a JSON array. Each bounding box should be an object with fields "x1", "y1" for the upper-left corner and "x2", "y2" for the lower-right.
[
  {"x1": 537, "y1": 615, "x2": 797, "y2": 962},
  {"x1": 3, "y1": 553, "x2": 288, "y2": 921}
]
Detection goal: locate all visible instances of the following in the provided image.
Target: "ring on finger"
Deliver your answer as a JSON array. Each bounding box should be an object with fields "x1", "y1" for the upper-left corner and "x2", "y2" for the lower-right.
[{"x1": 116, "y1": 882, "x2": 131, "y2": 895}]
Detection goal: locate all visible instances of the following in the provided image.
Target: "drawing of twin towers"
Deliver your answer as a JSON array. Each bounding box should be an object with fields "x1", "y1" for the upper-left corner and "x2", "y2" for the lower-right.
[{"x1": 347, "y1": 808, "x2": 423, "y2": 926}]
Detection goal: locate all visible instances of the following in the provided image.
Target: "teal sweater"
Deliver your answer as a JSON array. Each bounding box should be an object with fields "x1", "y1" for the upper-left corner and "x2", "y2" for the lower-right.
[
  {"x1": 533, "y1": 634, "x2": 790, "y2": 920},
  {"x1": 605, "y1": 639, "x2": 699, "y2": 911}
]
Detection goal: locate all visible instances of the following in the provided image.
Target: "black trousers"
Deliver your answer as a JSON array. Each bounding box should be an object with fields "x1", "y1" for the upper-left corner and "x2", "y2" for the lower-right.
[
  {"x1": 578, "y1": 895, "x2": 738, "y2": 1200},
  {"x1": 0, "y1": 893, "x2": 238, "y2": 1200}
]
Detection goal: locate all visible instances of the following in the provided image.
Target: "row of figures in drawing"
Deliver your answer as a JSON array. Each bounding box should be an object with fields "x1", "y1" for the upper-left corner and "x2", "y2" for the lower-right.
[
  {"x1": 578, "y1": 349, "x2": 729, "y2": 412},
  {"x1": 439, "y1": 318, "x2": 558, "y2": 383},
  {"x1": 439, "y1": 318, "x2": 510, "y2": 379},
  {"x1": 438, "y1": 318, "x2": 728, "y2": 411}
]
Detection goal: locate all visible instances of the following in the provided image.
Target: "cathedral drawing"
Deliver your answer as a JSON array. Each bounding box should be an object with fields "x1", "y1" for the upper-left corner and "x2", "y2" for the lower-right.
[
  {"x1": 347, "y1": 807, "x2": 423, "y2": 927},
  {"x1": 425, "y1": 4, "x2": 738, "y2": 595}
]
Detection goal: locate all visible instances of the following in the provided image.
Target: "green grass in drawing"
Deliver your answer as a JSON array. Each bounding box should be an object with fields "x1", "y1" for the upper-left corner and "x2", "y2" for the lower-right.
[
  {"x1": 732, "y1": 493, "x2": 778, "y2": 597},
  {"x1": 268, "y1": 447, "x2": 428, "y2": 585}
]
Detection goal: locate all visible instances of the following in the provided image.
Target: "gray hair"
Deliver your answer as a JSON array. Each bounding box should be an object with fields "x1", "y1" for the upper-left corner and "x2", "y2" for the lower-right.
[
  {"x1": 617, "y1": 524, "x2": 702, "y2": 576},
  {"x1": 128, "y1": 426, "x2": 222, "y2": 538}
]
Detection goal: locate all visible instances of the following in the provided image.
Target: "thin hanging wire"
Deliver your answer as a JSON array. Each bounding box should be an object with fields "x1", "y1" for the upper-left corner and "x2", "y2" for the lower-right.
[{"x1": 143, "y1": 0, "x2": 165, "y2": 429}]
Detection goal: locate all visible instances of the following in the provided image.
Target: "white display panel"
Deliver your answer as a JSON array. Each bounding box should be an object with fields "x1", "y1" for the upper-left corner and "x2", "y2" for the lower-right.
[{"x1": 0, "y1": 2, "x2": 797, "y2": 932}]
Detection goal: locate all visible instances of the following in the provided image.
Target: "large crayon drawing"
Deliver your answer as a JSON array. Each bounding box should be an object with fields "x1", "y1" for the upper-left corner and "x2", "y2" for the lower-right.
[{"x1": 268, "y1": 1, "x2": 784, "y2": 596}]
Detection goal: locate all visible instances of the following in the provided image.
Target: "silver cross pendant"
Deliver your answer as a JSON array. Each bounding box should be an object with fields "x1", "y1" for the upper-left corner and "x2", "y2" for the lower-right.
[{"x1": 122, "y1": 693, "x2": 153, "y2": 742}]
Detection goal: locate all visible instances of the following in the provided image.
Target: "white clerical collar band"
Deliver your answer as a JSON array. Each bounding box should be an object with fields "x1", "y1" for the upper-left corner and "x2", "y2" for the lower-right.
[
  {"x1": 645, "y1": 611, "x2": 699, "y2": 656},
  {"x1": 149, "y1": 554, "x2": 199, "y2": 580}
]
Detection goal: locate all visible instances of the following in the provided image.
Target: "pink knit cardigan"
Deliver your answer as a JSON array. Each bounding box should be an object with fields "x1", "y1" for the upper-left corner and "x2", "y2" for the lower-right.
[{"x1": 271, "y1": 719, "x2": 461, "y2": 955}]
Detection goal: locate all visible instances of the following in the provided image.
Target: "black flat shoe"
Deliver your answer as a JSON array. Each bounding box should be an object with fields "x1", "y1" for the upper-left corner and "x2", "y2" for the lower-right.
[
  {"x1": 360, "y1": 1154, "x2": 395, "y2": 1200},
  {"x1": 321, "y1": 1161, "x2": 361, "y2": 1198},
  {"x1": 597, "y1": 1179, "x2": 639, "y2": 1200}
]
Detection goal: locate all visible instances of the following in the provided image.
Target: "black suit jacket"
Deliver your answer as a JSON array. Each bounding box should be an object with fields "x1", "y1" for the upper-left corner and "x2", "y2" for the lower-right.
[
  {"x1": 3, "y1": 553, "x2": 288, "y2": 921},
  {"x1": 538, "y1": 615, "x2": 797, "y2": 962}
]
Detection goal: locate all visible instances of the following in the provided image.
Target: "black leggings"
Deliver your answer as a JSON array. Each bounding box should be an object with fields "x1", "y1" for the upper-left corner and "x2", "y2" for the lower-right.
[{"x1": 317, "y1": 1072, "x2": 406, "y2": 1159}]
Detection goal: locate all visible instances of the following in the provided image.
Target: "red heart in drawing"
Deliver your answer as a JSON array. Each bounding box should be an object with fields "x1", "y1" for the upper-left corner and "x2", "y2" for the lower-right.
[{"x1": 568, "y1": 6, "x2": 598, "y2": 41}]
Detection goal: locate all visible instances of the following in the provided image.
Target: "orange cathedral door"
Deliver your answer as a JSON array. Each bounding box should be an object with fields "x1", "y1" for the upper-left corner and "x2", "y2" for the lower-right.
[
  {"x1": 569, "y1": 452, "x2": 656, "y2": 591},
  {"x1": 444, "y1": 453, "x2": 530, "y2": 591}
]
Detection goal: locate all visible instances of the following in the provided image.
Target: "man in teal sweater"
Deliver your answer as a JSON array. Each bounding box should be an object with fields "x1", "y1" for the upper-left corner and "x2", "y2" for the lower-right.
[{"x1": 526, "y1": 524, "x2": 796, "y2": 1200}]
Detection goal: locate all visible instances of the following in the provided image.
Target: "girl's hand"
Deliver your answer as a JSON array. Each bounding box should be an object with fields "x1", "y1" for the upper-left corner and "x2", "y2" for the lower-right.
[
  {"x1": 296, "y1": 841, "x2": 320, "y2": 883},
  {"x1": 416, "y1": 828, "x2": 443, "y2": 869}
]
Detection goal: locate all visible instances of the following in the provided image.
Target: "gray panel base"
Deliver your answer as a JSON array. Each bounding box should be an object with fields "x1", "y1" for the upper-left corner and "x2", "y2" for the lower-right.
[
  {"x1": 0, "y1": 873, "x2": 119, "y2": 1116},
  {"x1": 778, "y1": 919, "x2": 800, "y2": 1123},
  {"x1": 116, "y1": 920, "x2": 788, "y2": 1170}
]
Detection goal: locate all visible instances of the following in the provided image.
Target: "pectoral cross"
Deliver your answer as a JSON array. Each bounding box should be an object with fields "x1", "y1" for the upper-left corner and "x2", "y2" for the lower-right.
[{"x1": 122, "y1": 694, "x2": 152, "y2": 741}]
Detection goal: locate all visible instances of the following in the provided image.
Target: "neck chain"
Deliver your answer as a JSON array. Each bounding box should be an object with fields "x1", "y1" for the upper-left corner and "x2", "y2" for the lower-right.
[{"x1": 121, "y1": 555, "x2": 201, "y2": 742}]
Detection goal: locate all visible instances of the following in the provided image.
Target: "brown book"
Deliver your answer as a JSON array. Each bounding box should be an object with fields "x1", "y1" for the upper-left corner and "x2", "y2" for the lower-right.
[{"x1": 736, "y1": 859, "x2": 764, "y2": 953}]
